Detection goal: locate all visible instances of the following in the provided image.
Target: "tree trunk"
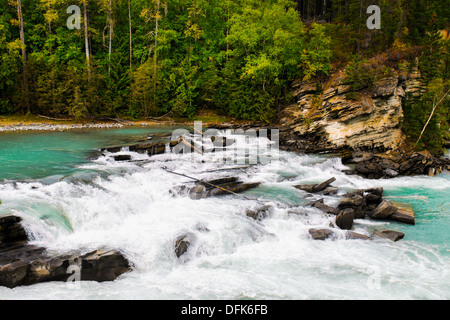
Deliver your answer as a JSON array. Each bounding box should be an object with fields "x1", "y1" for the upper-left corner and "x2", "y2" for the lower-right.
[
  {"x1": 83, "y1": 0, "x2": 91, "y2": 82},
  {"x1": 17, "y1": 0, "x2": 30, "y2": 113},
  {"x1": 152, "y1": 0, "x2": 161, "y2": 115},
  {"x1": 128, "y1": 0, "x2": 132, "y2": 72},
  {"x1": 108, "y1": 0, "x2": 113, "y2": 76}
]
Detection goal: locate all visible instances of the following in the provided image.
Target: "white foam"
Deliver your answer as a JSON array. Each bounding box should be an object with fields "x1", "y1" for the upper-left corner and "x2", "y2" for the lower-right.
[{"x1": 1, "y1": 134, "x2": 449, "y2": 300}]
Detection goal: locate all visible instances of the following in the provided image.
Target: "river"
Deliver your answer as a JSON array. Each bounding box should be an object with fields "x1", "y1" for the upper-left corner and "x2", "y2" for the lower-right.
[{"x1": 0, "y1": 126, "x2": 449, "y2": 299}]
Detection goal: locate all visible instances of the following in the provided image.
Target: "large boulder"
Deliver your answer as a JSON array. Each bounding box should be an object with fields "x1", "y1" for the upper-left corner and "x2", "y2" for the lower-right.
[
  {"x1": 368, "y1": 200, "x2": 397, "y2": 220},
  {"x1": 0, "y1": 215, "x2": 28, "y2": 246},
  {"x1": 0, "y1": 215, "x2": 131, "y2": 288},
  {"x1": 335, "y1": 208, "x2": 355, "y2": 230},
  {"x1": 390, "y1": 202, "x2": 416, "y2": 225}
]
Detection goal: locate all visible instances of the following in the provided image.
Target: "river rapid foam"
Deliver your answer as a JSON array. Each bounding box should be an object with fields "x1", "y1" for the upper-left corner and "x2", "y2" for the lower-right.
[{"x1": 0, "y1": 128, "x2": 449, "y2": 299}]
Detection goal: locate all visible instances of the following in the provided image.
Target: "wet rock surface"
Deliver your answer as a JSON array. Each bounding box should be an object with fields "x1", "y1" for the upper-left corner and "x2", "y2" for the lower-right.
[
  {"x1": 173, "y1": 176, "x2": 260, "y2": 200},
  {"x1": 303, "y1": 187, "x2": 413, "y2": 241},
  {"x1": 0, "y1": 215, "x2": 131, "y2": 288},
  {"x1": 374, "y1": 230, "x2": 405, "y2": 242},
  {"x1": 344, "y1": 151, "x2": 450, "y2": 179}
]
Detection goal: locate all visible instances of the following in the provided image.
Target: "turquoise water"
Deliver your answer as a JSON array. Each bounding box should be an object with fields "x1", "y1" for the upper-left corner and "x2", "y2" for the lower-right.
[
  {"x1": 385, "y1": 183, "x2": 450, "y2": 252},
  {"x1": 0, "y1": 127, "x2": 177, "y2": 181},
  {"x1": 0, "y1": 127, "x2": 449, "y2": 299}
]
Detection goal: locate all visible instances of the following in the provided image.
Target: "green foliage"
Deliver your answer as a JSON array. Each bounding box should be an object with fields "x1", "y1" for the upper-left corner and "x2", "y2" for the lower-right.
[
  {"x1": 344, "y1": 55, "x2": 377, "y2": 90},
  {"x1": 0, "y1": 0, "x2": 448, "y2": 131},
  {"x1": 403, "y1": 79, "x2": 450, "y2": 155}
]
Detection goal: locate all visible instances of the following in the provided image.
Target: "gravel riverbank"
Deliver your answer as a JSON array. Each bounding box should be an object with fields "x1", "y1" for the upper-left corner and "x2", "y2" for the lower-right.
[{"x1": 0, "y1": 121, "x2": 170, "y2": 133}]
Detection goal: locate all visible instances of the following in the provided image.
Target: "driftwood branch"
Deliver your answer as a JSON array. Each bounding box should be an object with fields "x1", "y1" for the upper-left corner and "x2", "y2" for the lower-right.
[{"x1": 37, "y1": 114, "x2": 72, "y2": 121}]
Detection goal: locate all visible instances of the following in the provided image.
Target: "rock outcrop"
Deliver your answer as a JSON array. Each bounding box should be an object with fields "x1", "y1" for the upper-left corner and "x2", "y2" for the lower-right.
[
  {"x1": 0, "y1": 215, "x2": 131, "y2": 288},
  {"x1": 279, "y1": 68, "x2": 409, "y2": 155},
  {"x1": 278, "y1": 64, "x2": 450, "y2": 178},
  {"x1": 344, "y1": 150, "x2": 450, "y2": 179}
]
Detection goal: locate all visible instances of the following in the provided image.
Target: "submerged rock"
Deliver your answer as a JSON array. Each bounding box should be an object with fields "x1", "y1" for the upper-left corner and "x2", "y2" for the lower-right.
[
  {"x1": 174, "y1": 233, "x2": 197, "y2": 261},
  {"x1": 345, "y1": 231, "x2": 371, "y2": 240},
  {"x1": 174, "y1": 177, "x2": 260, "y2": 200},
  {"x1": 0, "y1": 215, "x2": 131, "y2": 288},
  {"x1": 308, "y1": 228, "x2": 335, "y2": 241},
  {"x1": 246, "y1": 205, "x2": 273, "y2": 221},
  {"x1": 374, "y1": 230, "x2": 405, "y2": 242}
]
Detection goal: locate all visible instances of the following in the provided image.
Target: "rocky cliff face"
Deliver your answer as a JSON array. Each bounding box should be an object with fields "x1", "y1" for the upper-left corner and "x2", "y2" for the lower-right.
[
  {"x1": 279, "y1": 65, "x2": 423, "y2": 155},
  {"x1": 278, "y1": 64, "x2": 450, "y2": 178}
]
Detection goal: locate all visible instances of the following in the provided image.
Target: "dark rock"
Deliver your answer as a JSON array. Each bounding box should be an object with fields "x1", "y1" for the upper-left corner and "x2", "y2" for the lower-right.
[
  {"x1": 101, "y1": 141, "x2": 179, "y2": 157},
  {"x1": 364, "y1": 193, "x2": 383, "y2": 206},
  {"x1": 0, "y1": 246, "x2": 131, "y2": 288},
  {"x1": 80, "y1": 250, "x2": 131, "y2": 282},
  {"x1": 0, "y1": 215, "x2": 28, "y2": 247},
  {"x1": 246, "y1": 205, "x2": 273, "y2": 221},
  {"x1": 337, "y1": 194, "x2": 366, "y2": 219},
  {"x1": 174, "y1": 233, "x2": 196, "y2": 259},
  {"x1": 114, "y1": 154, "x2": 132, "y2": 161},
  {"x1": 364, "y1": 187, "x2": 384, "y2": 198},
  {"x1": 0, "y1": 260, "x2": 29, "y2": 288},
  {"x1": 389, "y1": 202, "x2": 415, "y2": 225},
  {"x1": 0, "y1": 216, "x2": 131, "y2": 288},
  {"x1": 355, "y1": 161, "x2": 383, "y2": 177},
  {"x1": 321, "y1": 187, "x2": 338, "y2": 195},
  {"x1": 308, "y1": 228, "x2": 334, "y2": 241},
  {"x1": 295, "y1": 184, "x2": 316, "y2": 193},
  {"x1": 312, "y1": 201, "x2": 339, "y2": 215},
  {"x1": 368, "y1": 200, "x2": 397, "y2": 220},
  {"x1": 335, "y1": 208, "x2": 354, "y2": 230},
  {"x1": 374, "y1": 230, "x2": 405, "y2": 242},
  {"x1": 200, "y1": 177, "x2": 239, "y2": 187},
  {"x1": 313, "y1": 178, "x2": 337, "y2": 192},
  {"x1": 338, "y1": 195, "x2": 364, "y2": 209},
  {"x1": 295, "y1": 177, "x2": 336, "y2": 193},
  {"x1": 346, "y1": 231, "x2": 371, "y2": 240},
  {"x1": 178, "y1": 177, "x2": 260, "y2": 200}
]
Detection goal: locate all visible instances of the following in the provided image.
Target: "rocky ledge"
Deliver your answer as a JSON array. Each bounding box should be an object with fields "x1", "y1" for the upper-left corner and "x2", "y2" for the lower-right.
[
  {"x1": 0, "y1": 215, "x2": 131, "y2": 289},
  {"x1": 343, "y1": 150, "x2": 450, "y2": 179}
]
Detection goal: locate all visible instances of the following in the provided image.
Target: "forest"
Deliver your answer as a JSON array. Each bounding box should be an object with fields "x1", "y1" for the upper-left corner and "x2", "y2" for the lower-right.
[{"x1": 0, "y1": 0, "x2": 449, "y2": 148}]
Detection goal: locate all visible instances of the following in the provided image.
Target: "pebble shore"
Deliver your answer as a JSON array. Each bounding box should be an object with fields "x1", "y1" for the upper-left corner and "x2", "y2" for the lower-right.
[{"x1": 0, "y1": 121, "x2": 165, "y2": 133}]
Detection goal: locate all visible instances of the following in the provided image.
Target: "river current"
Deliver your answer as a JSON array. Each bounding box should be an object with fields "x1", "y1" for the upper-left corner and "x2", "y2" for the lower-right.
[{"x1": 0, "y1": 127, "x2": 449, "y2": 300}]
